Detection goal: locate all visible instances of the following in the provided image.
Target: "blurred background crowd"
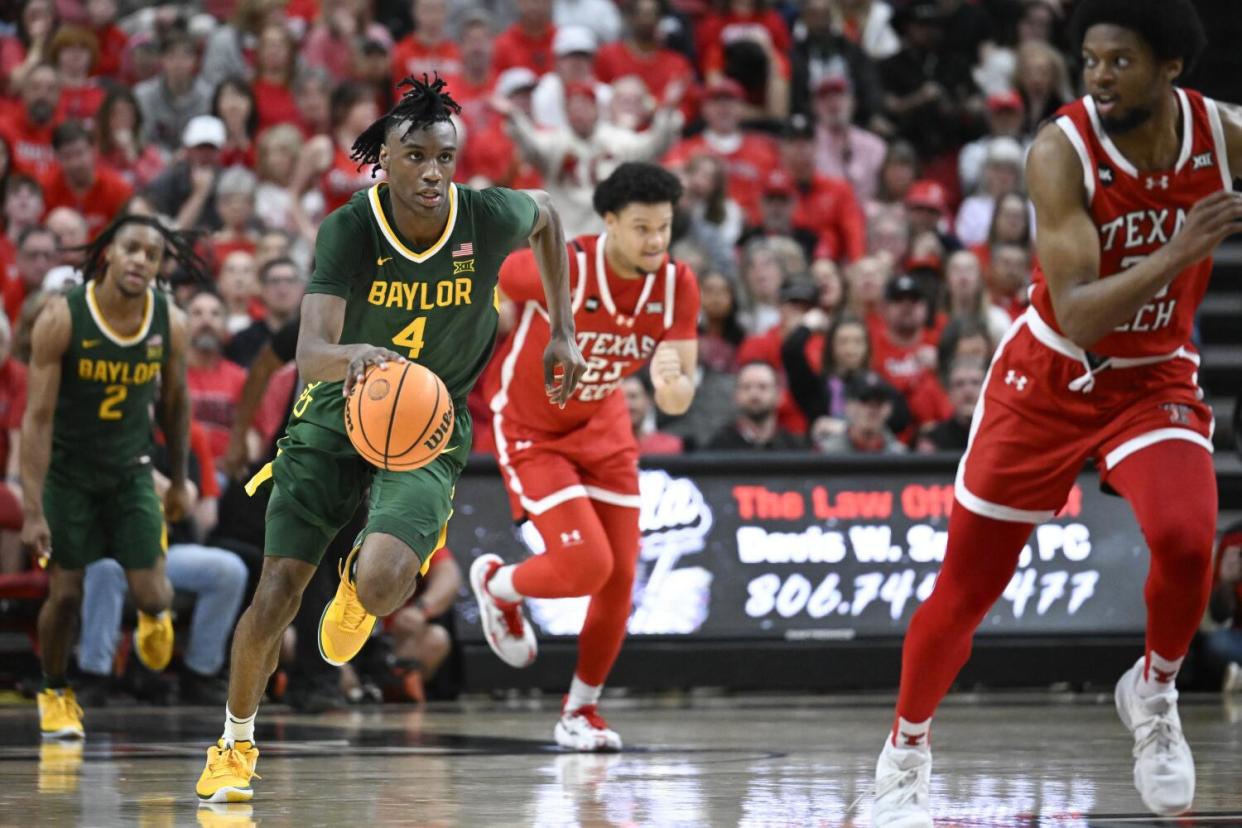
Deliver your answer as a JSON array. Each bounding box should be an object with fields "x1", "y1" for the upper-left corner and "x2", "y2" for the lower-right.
[{"x1": 0, "y1": 0, "x2": 1240, "y2": 709}]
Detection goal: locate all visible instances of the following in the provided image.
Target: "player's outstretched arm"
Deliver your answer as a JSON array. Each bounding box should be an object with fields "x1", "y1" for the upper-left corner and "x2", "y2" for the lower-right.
[
  {"x1": 159, "y1": 305, "x2": 193, "y2": 522},
  {"x1": 295, "y1": 293, "x2": 406, "y2": 398},
  {"x1": 651, "y1": 340, "x2": 697, "y2": 416},
  {"x1": 1029, "y1": 124, "x2": 1242, "y2": 348},
  {"x1": 522, "y1": 189, "x2": 587, "y2": 407},
  {"x1": 18, "y1": 296, "x2": 71, "y2": 556}
]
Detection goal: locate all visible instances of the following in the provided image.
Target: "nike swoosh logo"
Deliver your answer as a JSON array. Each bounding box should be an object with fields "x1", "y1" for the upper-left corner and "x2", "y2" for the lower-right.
[
  {"x1": 377, "y1": 256, "x2": 393, "y2": 266},
  {"x1": 82, "y1": 339, "x2": 101, "y2": 348}
]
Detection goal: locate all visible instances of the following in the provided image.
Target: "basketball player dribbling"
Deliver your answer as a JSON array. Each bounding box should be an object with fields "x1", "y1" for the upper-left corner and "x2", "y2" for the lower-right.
[
  {"x1": 472, "y1": 163, "x2": 700, "y2": 751},
  {"x1": 195, "y1": 76, "x2": 587, "y2": 803},
  {"x1": 873, "y1": 1, "x2": 1242, "y2": 823}
]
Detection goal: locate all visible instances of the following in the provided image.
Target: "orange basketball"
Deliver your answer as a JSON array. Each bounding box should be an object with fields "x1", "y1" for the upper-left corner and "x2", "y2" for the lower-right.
[{"x1": 344, "y1": 362, "x2": 455, "y2": 471}]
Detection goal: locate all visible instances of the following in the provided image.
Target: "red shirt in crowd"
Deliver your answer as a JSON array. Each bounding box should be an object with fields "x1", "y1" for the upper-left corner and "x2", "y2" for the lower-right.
[
  {"x1": 322, "y1": 144, "x2": 382, "y2": 215},
  {"x1": 736, "y1": 324, "x2": 823, "y2": 436},
  {"x1": 187, "y1": 358, "x2": 248, "y2": 462},
  {"x1": 41, "y1": 163, "x2": 134, "y2": 238},
  {"x1": 0, "y1": 104, "x2": 58, "y2": 178},
  {"x1": 253, "y1": 362, "x2": 299, "y2": 448},
  {"x1": 491, "y1": 23, "x2": 557, "y2": 76},
  {"x1": 665, "y1": 132, "x2": 781, "y2": 222},
  {"x1": 458, "y1": 120, "x2": 543, "y2": 189},
  {"x1": 0, "y1": 357, "x2": 28, "y2": 472},
  {"x1": 390, "y1": 36, "x2": 463, "y2": 93},
  {"x1": 695, "y1": 10, "x2": 792, "y2": 78},
  {"x1": 253, "y1": 79, "x2": 301, "y2": 132},
  {"x1": 794, "y1": 175, "x2": 866, "y2": 263},
  {"x1": 56, "y1": 83, "x2": 107, "y2": 125},
  {"x1": 870, "y1": 326, "x2": 950, "y2": 427},
  {"x1": 594, "y1": 41, "x2": 695, "y2": 101},
  {"x1": 92, "y1": 23, "x2": 129, "y2": 79}
]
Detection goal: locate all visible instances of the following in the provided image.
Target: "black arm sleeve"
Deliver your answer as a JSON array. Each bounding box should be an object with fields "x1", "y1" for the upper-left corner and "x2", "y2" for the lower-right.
[{"x1": 780, "y1": 325, "x2": 829, "y2": 421}]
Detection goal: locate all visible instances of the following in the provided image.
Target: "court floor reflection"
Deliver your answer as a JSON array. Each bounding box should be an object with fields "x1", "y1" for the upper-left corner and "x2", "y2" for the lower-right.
[{"x1": 2, "y1": 692, "x2": 1241, "y2": 826}]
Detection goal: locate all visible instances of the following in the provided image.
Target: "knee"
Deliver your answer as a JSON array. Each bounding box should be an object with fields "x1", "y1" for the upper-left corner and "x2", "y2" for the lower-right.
[
  {"x1": 218, "y1": 553, "x2": 249, "y2": 593},
  {"x1": 85, "y1": 559, "x2": 126, "y2": 591},
  {"x1": 356, "y1": 573, "x2": 409, "y2": 617},
  {"x1": 1148, "y1": 520, "x2": 1215, "y2": 575},
  {"x1": 425, "y1": 624, "x2": 451, "y2": 664}
]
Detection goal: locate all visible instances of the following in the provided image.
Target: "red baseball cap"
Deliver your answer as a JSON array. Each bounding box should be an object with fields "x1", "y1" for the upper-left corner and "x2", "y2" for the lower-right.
[
  {"x1": 704, "y1": 77, "x2": 745, "y2": 101},
  {"x1": 986, "y1": 90, "x2": 1023, "y2": 112},
  {"x1": 763, "y1": 169, "x2": 797, "y2": 198},
  {"x1": 563, "y1": 81, "x2": 597, "y2": 102},
  {"x1": 905, "y1": 179, "x2": 948, "y2": 213},
  {"x1": 815, "y1": 75, "x2": 851, "y2": 96}
]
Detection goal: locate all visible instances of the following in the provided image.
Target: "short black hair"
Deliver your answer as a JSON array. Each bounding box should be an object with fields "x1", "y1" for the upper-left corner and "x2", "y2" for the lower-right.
[
  {"x1": 213, "y1": 77, "x2": 259, "y2": 140},
  {"x1": 52, "y1": 120, "x2": 92, "y2": 151},
  {"x1": 592, "y1": 162, "x2": 683, "y2": 216},
  {"x1": 350, "y1": 75, "x2": 462, "y2": 178},
  {"x1": 158, "y1": 26, "x2": 196, "y2": 56},
  {"x1": 1070, "y1": 0, "x2": 1206, "y2": 76},
  {"x1": 260, "y1": 255, "x2": 301, "y2": 283}
]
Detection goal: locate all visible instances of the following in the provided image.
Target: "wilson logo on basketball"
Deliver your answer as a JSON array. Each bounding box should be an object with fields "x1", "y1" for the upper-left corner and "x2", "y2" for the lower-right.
[
  {"x1": 368, "y1": 379, "x2": 390, "y2": 401},
  {"x1": 423, "y1": 408, "x2": 453, "y2": 451}
]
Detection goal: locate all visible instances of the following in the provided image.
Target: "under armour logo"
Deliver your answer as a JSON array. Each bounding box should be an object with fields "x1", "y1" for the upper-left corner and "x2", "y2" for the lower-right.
[
  {"x1": 1004, "y1": 370, "x2": 1029, "y2": 391},
  {"x1": 1146, "y1": 175, "x2": 1169, "y2": 190},
  {"x1": 1161, "y1": 403, "x2": 1191, "y2": 425},
  {"x1": 900, "y1": 731, "x2": 927, "y2": 747},
  {"x1": 1192, "y1": 151, "x2": 1214, "y2": 170},
  {"x1": 584, "y1": 298, "x2": 600, "y2": 312},
  {"x1": 560, "y1": 529, "x2": 583, "y2": 546},
  {"x1": 514, "y1": 439, "x2": 533, "y2": 451},
  {"x1": 1098, "y1": 164, "x2": 1114, "y2": 185}
]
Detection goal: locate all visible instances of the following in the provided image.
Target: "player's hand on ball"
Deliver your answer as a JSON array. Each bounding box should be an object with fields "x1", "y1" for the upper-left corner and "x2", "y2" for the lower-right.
[
  {"x1": 544, "y1": 332, "x2": 587, "y2": 408},
  {"x1": 164, "y1": 480, "x2": 194, "y2": 523},
  {"x1": 344, "y1": 346, "x2": 407, "y2": 398},
  {"x1": 21, "y1": 514, "x2": 51, "y2": 557},
  {"x1": 651, "y1": 342, "x2": 683, "y2": 385},
  {"x1": 1170, "y1": 191, "x2": 1242, "y2": 266}
]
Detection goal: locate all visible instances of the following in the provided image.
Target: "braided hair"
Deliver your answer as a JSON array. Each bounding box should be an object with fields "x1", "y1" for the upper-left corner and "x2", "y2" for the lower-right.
[
  {"x1": 350, "y1": 74, "x2": 461, "y2": 178},
  {"x1": 76, "y1": 213, "x2": 210, "y2": 288}
]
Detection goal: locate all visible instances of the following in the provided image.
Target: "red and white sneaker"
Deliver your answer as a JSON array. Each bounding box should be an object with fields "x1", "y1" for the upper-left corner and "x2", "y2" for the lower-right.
[
  {"x1": 554, "y1": 703, "x2": 623, "y2": 752},
  {"x1": 469, "y1": 554, "x2": 537, "y2": 668}
]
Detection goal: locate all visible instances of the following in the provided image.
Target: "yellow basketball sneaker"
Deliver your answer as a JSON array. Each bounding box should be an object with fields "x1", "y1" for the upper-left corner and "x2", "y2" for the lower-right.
[
  {"x1": 134, "y1": 610, "x2": 174, "y2": 671},
  {"x1": 318, "y1": 547, "x2": 376, "y2": 666},
  {"x1": 196, "y1": 739, "x2": 260, "y2": 803},
  {"x1": 38, "y1": 688, "x2": 84, "y2": 739}
]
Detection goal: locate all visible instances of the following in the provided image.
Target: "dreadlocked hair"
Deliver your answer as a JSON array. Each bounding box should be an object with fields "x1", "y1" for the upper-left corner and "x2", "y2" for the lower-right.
[
  {"x1": 350, "y1": 74, "x2": 461, "y2": 178},
  {"x1": 75, "y1": 213, "x2": 210, "y2": 289}
]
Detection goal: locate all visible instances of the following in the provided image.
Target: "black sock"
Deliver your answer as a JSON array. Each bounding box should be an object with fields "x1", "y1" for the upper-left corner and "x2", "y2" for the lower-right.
[{"x1": 43, "y1": 674, "x2": 68, "y2": 691}]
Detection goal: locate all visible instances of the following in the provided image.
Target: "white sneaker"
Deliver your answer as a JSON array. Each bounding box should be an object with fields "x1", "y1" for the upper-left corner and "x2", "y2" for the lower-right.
[
  {"x1": 1115, "y1": 657, "x2": 1195, "y2": 816},
  {"x1": 554, "y1": 704, "x2": 623, "y2": 752},
  {"x1": 872, "y1": 737, "x2": 933, "y2": 828},
  {"x1": 469, "y1": 554, "x2": 537, "y2": 668}
]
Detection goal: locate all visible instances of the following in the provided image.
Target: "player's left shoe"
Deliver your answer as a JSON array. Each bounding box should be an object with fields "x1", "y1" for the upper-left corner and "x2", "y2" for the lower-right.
[
  {"x1": 38, "y1": 688, "x2": 84, "y2": 739},
  {"x1": 133, "y1": 610, "x2": 174, "y2": 671},
  {"x1": 1115, "y1": 657, "x2": 1195, "y2": 816},
  {"x1": 196, "y1": 739, "x2": 261, "y2": 803},
  {"x1": 554, "y1": 702, "x2": 623, "y2": 752},
  {"x1": 319, "y1": 546, "x2": 377, "y2": 666},
  {"x1": 470, "y1": 554, "x2": 537, "y2": 668},
  {"x1": 872, "y1": 736, "x2": 933, "y2": 828}
]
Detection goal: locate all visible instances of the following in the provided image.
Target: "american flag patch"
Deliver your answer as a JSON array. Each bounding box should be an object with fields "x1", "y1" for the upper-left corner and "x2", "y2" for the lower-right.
[{"x1": 452, "y1": 242, "x2": 473, "y2": 258}]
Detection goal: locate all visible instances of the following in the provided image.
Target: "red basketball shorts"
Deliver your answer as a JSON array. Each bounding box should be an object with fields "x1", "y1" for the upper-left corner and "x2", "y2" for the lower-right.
[
  {"x1": 492, "y1": 410, "x2": 641, "y2": 521},
  {"x1": 956, "y1": 310, "x2": 1215, "y2": 523}
]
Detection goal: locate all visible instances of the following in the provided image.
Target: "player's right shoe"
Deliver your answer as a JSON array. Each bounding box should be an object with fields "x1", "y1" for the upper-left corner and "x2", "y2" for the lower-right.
[
  {"x1": 1115, "y1": 657, "x2": 1195, "y2": 815},
  {"x1": 38, "y1": 688, "x2": 84, "y2": 739},
  {"x1": 470, "y1": 553, "x2": 537, "y2": 668},
  {"x1": 196, "y1": 739, "x2": 260, "y2": 803},
  {"x1": 554, "y1": 703, "x2": 623, "y2": 752},
  {"x1": 134, "y1": 610, "x2": 174, "y2": 671},
  {"x1": 872, "y1": 737, "x2": 933, "y2": 828},
  {"x1": 319, "y1": 546, "x2": 377, "y2": 666}
]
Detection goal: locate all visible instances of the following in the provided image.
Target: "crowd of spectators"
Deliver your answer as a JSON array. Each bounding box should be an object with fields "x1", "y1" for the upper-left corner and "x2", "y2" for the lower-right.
[{"x1": 0, "y1": 0, "x2": 1122, "y2": 702}]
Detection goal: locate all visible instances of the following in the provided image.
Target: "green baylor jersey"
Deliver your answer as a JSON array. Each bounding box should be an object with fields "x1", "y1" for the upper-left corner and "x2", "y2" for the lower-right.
[
  {"x1": 52, "y1": 281, "x2": 170, "y2": 476},
  {"x1": 297, "y1": 182, "x2": 540, "y2": 432}
]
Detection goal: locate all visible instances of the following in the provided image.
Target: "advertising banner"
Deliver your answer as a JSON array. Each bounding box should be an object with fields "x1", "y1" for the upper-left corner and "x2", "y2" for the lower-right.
[{"x1": 449, "y1": 463, "x2": 1148, "y2": 641}]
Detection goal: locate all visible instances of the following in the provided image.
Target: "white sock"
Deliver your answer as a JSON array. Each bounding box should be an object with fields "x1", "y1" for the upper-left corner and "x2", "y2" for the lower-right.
[
  {"x1": 1138, "y1": 651, "x2": 1183, "y2": 698},
  {"x1": 892, "y1": 717, "x2": 931, "y2": 751},
  {"x1": 487, "y1": 564, "x2": 524, "y2": 603},
  {"x1": 222, "y1": 706, "x2": 256, "y2": 745},
  {"x1": 565, "y1": 675, "x2": 602, "y2": 712}
]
